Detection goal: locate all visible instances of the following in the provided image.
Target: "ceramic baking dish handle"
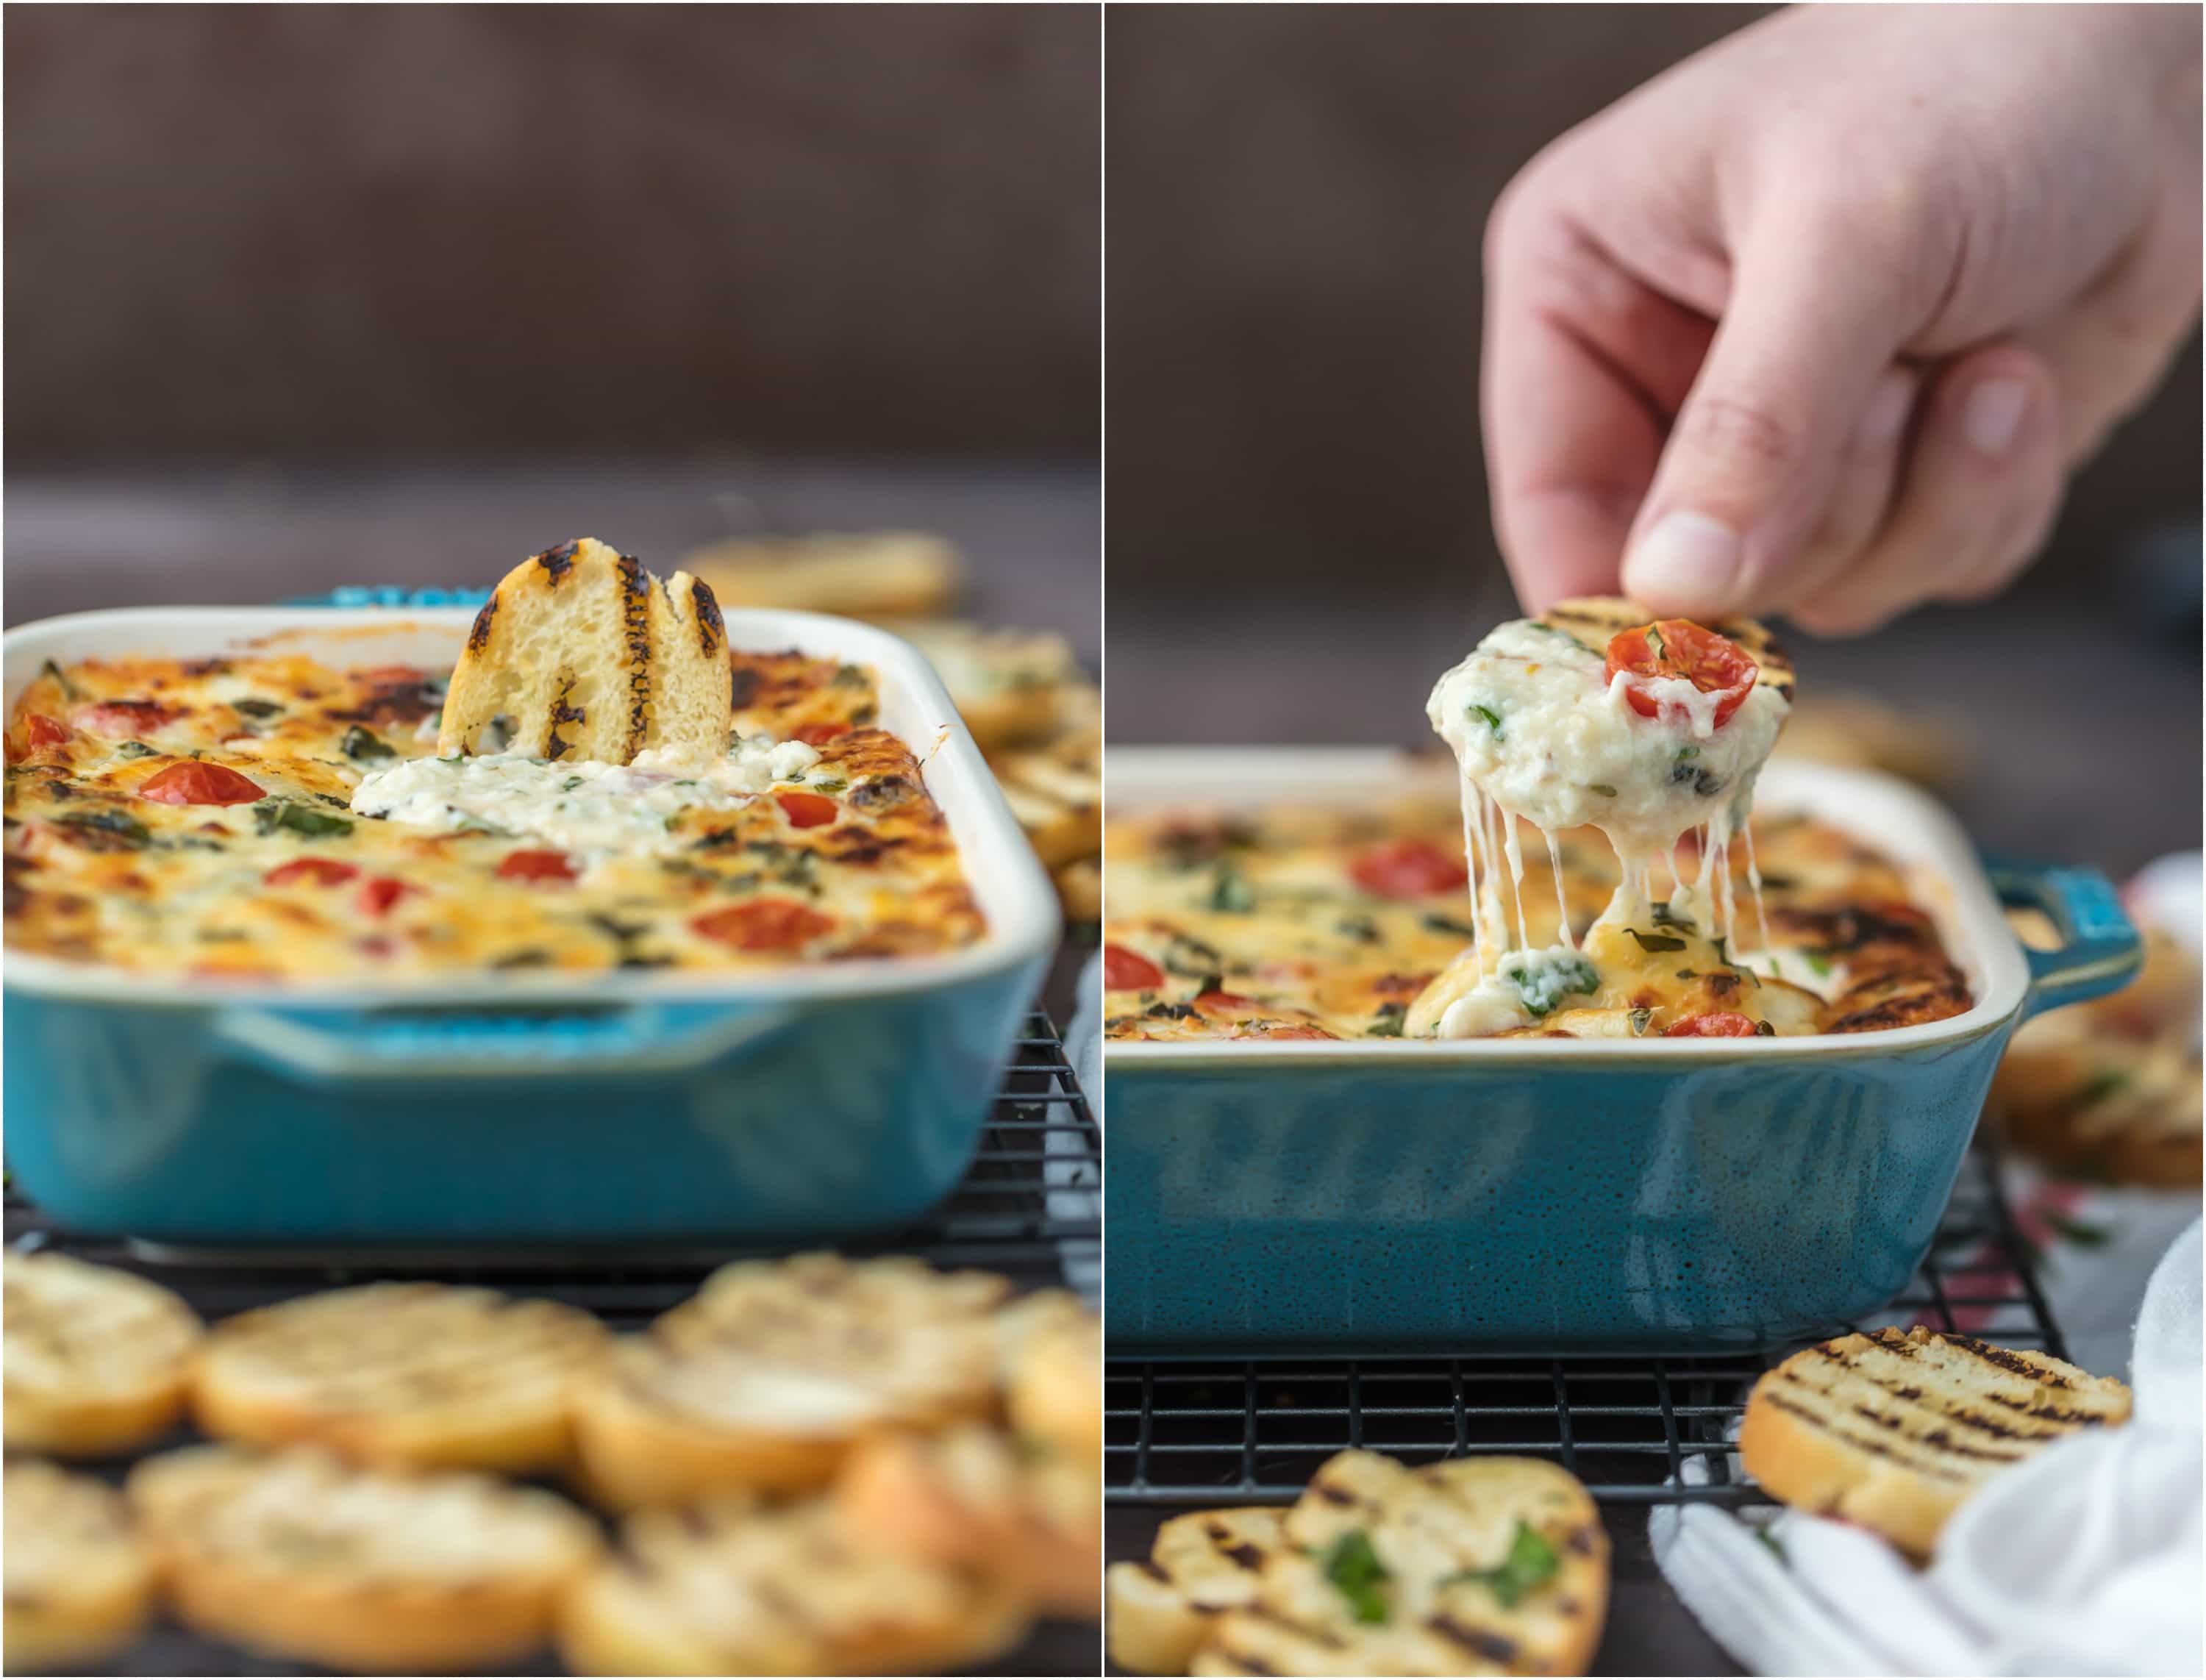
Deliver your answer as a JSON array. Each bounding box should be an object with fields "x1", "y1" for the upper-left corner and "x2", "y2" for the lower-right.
[
  {"x1": 1986, "y1": 858, "x2": 2142, "y2": 1022},
  {"x1": 212, "y1": 1001, "x2": 799, "y2": 1083}
]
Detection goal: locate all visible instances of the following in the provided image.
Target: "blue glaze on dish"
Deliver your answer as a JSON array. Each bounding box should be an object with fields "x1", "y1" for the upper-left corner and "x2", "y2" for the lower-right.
[
  {"x1": 5, "y1": 959, "x2": 1043, "y2": 1242},
  {"x1": 1106, "y1": 859, "x2": 2137, "y2": 1353}
]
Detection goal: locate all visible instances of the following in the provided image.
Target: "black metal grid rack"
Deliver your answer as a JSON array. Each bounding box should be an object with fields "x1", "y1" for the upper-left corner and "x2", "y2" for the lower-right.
[
  {"x1": 4, "y1": 1012, "x2": 1100, "y2": 1678},
  {"x1": 1105, "y1": 1145, "x2": 2059, "y2": 1509}
]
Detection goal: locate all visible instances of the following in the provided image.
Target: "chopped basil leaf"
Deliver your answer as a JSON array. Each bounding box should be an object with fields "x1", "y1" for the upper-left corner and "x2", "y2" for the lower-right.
[
  {"x1": 253, "y1": 800, "x2": 353, "y2": 839},
  {"x1": 1675, "y1": 968, "x2": 1699, "y2": 980},
  {"x1": 1470, "y1": 703, "x2": 1504, "y2": 737},
  {"x1": 232, "y1": 698, "x2": 285, "y2": 719},
  {"x1": 810, "y1": 777, "x2": 848, "y2": 795},
  {"x1": 1322, "y1": 1530, "x2": 1391, "y2": 1625},
  {"x1": 1650, "y1": 900, "x2": 1693, "y2": 931},
  {"x1": 831, "y1": 663, "x2": 869, "y2": 689},
  {"x1": 114, "y1": 740, "x2": 159, "y2": 759},
  {"x1": 1423, "y1": 913, "x2": 1478, "y2": 938},
  {"x1": 1447, "y1": 1521, "x2": 1559, "y2": 1609},
  {"x1": 1208, "y1": 865, "x2": 1256, "y2": 913},
  {"x1": 39, "y1": 659, "x2": 81, "y2": 701},
  {"x1": 1675, "y1": 745, "x2": 1699, "y2": 760},
  {"x1": 562, "y1": 776, "x2": 585, "y2": 792},
  {"x1": 1586, "y1": 782, "x2": 1618, "y2": 798},
  {"x1": 1532, "y1": 621, "x2": 1596, "y2": 654},
  {"x1": 1645, "y1": 626, "x2": 1666, "y2": 659},
  {"x1": 1626, "y1": 929, "x2": 1687, "y2": 953},
  {"x1": 1755, "y1": 1527, "x2": 1788, "y2": 1567},
  {"x1": 341, "y1": 725, "x2": 395, "y2": 761},
  {"x1": 1368, "y1": 1001, "x2": 1407, "y2": 1038},
  {"x1": 54, "y1": 808, "x2": 151, "y2": 848},
  {"x1": 2070, "y1": 1070, "x2": 2129, "y2": 1108},
  {"x1": 1805, "y1": 953, "x2": 1832, "y2": 977},
  {"x1": 1506, "y1": 951, "x2": 1599, "y2": 1018},
  {"x1": 1163, "y1": 932, "x2": 1226, "y2": 976}
]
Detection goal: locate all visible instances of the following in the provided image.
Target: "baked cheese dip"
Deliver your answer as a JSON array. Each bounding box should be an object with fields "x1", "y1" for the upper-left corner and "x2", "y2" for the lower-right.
[
  {"x1": 4, "y1": 647, "x2": 984, "y2": 979},
  {"x1": 1102, "y1": 798, "x2": 1969, "y2": 1041},
  {"x1": 1416, "y1": 598, "x2": 1807, "y2": 1037}
]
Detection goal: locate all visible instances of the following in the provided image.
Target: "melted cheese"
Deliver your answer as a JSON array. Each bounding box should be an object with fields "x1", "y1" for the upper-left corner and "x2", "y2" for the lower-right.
[
  {"x1": 350, "y1": 738, "x2": 819, "y2": 855},
  {"x1": 1419, "y1": 614, "x2": 1790, "y2": 1036}
]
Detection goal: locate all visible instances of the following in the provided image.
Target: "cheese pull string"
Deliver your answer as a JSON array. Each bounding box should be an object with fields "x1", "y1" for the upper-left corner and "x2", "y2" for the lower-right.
[
  {"x1": 1499, "y1": 804, "x2": 1532, "y2": 954},
  {"x1": 1546, "y1": 829, "x2": 1576, "y2": 951},
  {"x1": 1741, "y1": 818, "x2": 1775, "y2": 965}
]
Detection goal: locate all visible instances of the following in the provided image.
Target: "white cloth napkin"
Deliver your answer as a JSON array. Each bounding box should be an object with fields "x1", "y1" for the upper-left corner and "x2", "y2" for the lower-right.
[{"x1": 1652, "y1": 1218, "x2": 2202, "y2": 1676}]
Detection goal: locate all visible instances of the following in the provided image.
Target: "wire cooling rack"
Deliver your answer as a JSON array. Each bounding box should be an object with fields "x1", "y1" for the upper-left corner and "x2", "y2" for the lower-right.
[
  {"x1": 1105, "y1": 1145, "x2": 2058, "y2": 1508},
  {"x1": 4, "y1": 1012, "x2": 1100, "y2": 1678}
]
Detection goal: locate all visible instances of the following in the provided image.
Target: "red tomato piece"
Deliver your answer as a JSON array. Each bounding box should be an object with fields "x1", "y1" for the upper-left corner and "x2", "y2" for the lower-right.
[
  {"x1": 790, "y1": 721, "x2": 848, "y2": 747},
  {"x1": 1666, "y1": 1010, "x2": 1760, "y2": 1037},
  {"x1": 496, "y1": 849, "x2": 579, "y2": 884},
  {"x1": 692, "y1": 898, "x2": 836, "y2": 951},
  {"x1": 75, "y1": 700, "x2": 181, "y2": 737},
  {"x1": 1102, "y1": 944, "x2": 1165, "y2": 990},
  {"x1": 263, "y1": 858, "x2": 360, "y2": 888},
  {"x1": 138, "y1": 762, "x2": 264, "y2": 806},
  {"x1": 357, "y1": 876, "x2": 415, "y2": 918},
  {"x1": 24, "y1": 715, "x2": 69, "y2": 749},
  {"x1": 1605, "y1": 621, "x2": 1758, "y2": 728},
  {"x1": 1349, "y1": 839, "x2": 1468, "y2": 899},
  {"x1": 775, "y1": 791, "x2": 839, "y2": 829}
]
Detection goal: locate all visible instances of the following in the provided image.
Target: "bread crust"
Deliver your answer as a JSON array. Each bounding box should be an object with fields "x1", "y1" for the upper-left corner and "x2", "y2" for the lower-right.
[
  {"x1": 1105, "y1": 1506, "x2": 1287, "y2": 1675},
  {"x1": 4, "y1": 1251, "x2": 202, "y2": 1457},
  {"x1": 836, "y1": 1427, "x2": 1101, "y2": 1618},
  {"x1": 3, "y1": 1461, "x2": 157, "y2": 1673},
  {"x1": 1739, "y1": 1328, "x2": 2133, "y2": 1557},
  {"x1": 127, "y1": 1444, "x2": 600, "y2": 1673},
  {"x1": 557, "y1": 1497, "x2": 1032, "y2": 1676},
  {"x1": 188, "y1": 1282, "x2": 609, "y2": 1474}
]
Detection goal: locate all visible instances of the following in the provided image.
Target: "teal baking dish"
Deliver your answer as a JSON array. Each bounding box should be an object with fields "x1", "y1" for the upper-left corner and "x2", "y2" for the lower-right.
[
  {"x1": 1103, "y1": 748, "x2": 2138, "y2": 1354},
  {"x1": 4, "y1": 604, "x2": 1059, "y2": 1243}
]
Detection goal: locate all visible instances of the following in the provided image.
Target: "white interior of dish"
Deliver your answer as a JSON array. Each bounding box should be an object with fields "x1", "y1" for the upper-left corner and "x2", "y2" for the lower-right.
[
  {"x1": 2, "y1": 604, "x2": 1059, "y2": 1003},
  {"x1": 1104, "y1": 745, "x2": 2029, "y2": 1062}
]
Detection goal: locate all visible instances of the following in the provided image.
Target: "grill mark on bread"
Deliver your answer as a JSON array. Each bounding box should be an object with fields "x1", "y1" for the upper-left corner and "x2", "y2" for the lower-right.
[
  {"x1": 1760, "y1": 1393, "x2": 1973, "y2": 1482},
  {"x1": 616, "y1": 554, "x2": 652, "y2": 762},
  {"x1": 465, "y1": 598, "x2": 499, "y2": 654},
  {"x1": 536, "y1": 540, "x2": 579, "y2": 582},
  {"x1": 689, "y1": 579, "x2": 726, "y2": 656},
  {"x1": 1430, "y1": 1614, "x2": 1517, "y2": 1662}
]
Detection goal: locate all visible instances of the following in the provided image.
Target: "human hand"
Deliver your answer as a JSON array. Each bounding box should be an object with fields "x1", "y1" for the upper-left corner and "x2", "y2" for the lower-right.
[{"x1": 1483, "y1": 3, "x2": 2201, "y2": 632}]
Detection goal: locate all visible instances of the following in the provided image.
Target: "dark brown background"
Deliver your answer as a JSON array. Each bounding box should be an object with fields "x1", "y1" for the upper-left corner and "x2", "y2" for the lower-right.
[{"x1": 6, "y1": 3, "x2": 1099, "y2": 461}]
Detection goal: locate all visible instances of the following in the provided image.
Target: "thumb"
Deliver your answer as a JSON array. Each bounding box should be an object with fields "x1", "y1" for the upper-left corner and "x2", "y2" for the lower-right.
[{"x1": 1621, "y1": 226, "x2": 1909, "y2": 618}]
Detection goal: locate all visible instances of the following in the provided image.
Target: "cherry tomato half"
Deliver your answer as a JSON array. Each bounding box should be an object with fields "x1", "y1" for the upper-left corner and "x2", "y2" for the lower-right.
[
  {"x1": 76, "y1": 700, "x2": 181, "y2": 738},
  {"x1": 692, "y1": 898, "x2": 836, "y2": 951},
  {"x1": 263, "y1": 858, "x2": 360, "y2": 888},
  {"x1": 24, "y1": 715, "x2": 69, "y2": 750},
  {"x1": 790, "y1": 721, "x2": 848, "y2": 747},
  {"x1": 496, "y1": 849, "x2": 579, "y2": 884},
  {"x1": 1666, "y1": 1010, "x2": 1760, "y2": 1037},
  {"x1": 1349, "y1": 839, "x2": 1468, "y2": 900},
  {"x1": 1102, "y1": 944, "x2": 1164, "y2": 990},
  {"x1": 138, "y1": 762, "x2": 263, "y2": 806},
  {"x1": 1605, "y1": 621, "x2": 1758, "y2": 728},
  {"x1": 357, "y1": 876, "x2": 416, "y2": 918},
  {"x1": 775, "y1": 791, "x2": 839, "y2": 829}
]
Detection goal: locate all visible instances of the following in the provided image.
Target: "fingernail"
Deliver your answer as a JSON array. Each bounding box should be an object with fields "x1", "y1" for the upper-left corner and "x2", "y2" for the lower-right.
[
  {"x1": 1623, "y1": 512, "x2": 1743, "y2": 612},
  {"x1": 1856, "y1": 371, "x2": 1914, "y2": 448},
  {"x1": 1963, "y1": 378, "x2": 2030, "y2": 456}
]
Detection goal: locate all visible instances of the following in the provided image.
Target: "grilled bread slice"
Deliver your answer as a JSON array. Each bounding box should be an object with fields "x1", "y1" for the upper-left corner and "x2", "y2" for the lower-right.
[
  {"x1": 1054, "y1": 856, "x2": 1102, "y2": 922},
  {"x1": 190, "y1": 1281, "x2": 610, "y2": 1473},
  {"x1": 127, "y1": 1443, "x2": 600, "y2": 1673},
  {"x1": 439, "y1": 537, "x2": 731, "y2": 762},
  {"x1": 4, "y1": 1250, "x2": 203, "y2": 1456},
  {"x1": 4, "y1": 1459, "x2": 157, "y2": 1673},
  {"x1": 682, "y1": 530, "x2": 965, "y2": 622},
  {"x1": 836, "y1": 1424, "x2": 1102, "y2": 1618},
  {"x1": 996, "y1": 1289, "x2": 1102, "y2": 1465},
  {"x1": 571, "y1": 1252, "x2": 1012, "y2": 1508},
  {"x1": 558, "y1": 1495, "x2": 1031, "y2": 1676},
  {"x1": 885, "y1": 618, "x2": 1085, "y2": 751},
  {"x1": 1738, "y1": 1326, "x2": 2132, "y2": 1556},
  {"x1": 1194, "y1": 1450, "x2": 1609, "y2": 1677},
  {"x1": 1538, "y1": 596, "x2": 1795, "y2": 704},
  {"x1": 1106, "y1": 1506, "x2": 1288, "y2": 1675}
]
